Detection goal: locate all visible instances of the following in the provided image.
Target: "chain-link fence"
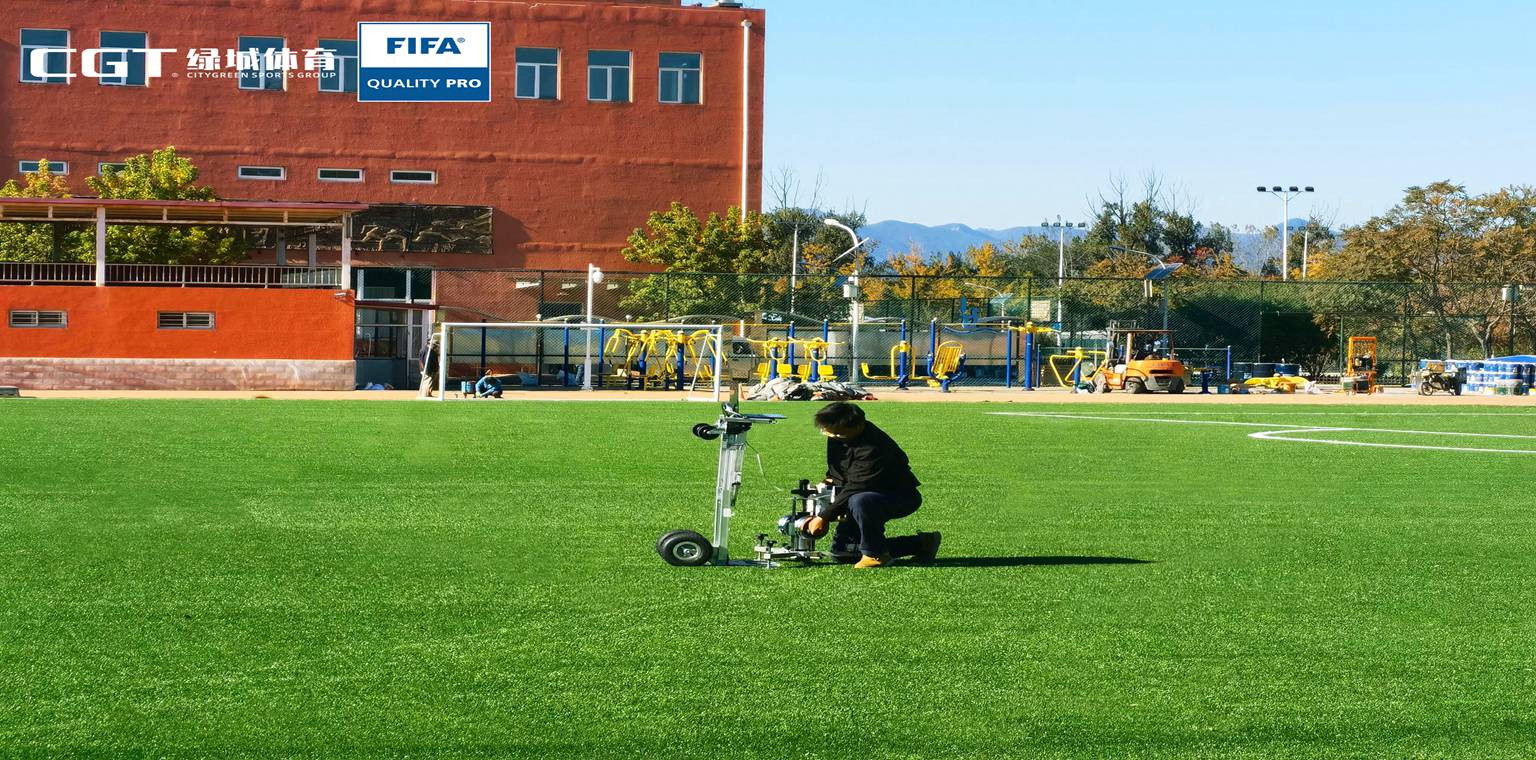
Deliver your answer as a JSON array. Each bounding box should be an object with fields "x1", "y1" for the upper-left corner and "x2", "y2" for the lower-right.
[{"x1": 422, "y1": 268, "x2": 1536, "y2": 387}]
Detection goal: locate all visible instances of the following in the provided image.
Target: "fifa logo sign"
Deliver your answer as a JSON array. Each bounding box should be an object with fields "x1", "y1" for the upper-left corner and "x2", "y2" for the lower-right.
[{"x1": 358, "y1": 22, "x2": 492, "y2": 103}]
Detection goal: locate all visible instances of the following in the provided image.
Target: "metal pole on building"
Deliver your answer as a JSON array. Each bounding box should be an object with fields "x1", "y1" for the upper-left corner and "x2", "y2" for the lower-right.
[
  {"x1": 340, "y1": 213, "x2": 353, "y2": 291},
  {"x1": 94, "y1": 206, "x2": 107, "y2": 287}
]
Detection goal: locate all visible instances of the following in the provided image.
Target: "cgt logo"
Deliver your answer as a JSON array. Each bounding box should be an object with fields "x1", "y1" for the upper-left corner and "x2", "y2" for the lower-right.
[{"x1": 358, "y1": 22, "x2": 491, "y2": 103}]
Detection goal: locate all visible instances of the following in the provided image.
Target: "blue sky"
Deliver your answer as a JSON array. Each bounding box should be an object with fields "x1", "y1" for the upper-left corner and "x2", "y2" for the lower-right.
[{"x1": 760, "y1": 0, "x2": 1536, "y2": 230}]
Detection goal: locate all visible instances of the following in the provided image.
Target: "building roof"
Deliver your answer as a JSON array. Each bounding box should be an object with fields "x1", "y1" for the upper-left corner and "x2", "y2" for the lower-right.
[{"x1": 0, "y1": 197, "x2": 368, "y2": 226}]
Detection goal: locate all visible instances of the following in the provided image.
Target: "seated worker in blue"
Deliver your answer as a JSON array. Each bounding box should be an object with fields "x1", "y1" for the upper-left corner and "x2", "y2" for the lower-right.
[
  {"x1": 803, "y1": 402, "x2": 939, "y2": 569},
  {"x1": 475, "y1": 370, "x2": 504, "y2": 399}
]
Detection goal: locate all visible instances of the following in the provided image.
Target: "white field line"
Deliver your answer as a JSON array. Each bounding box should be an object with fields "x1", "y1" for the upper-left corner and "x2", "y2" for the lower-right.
[
  {"x1": 1249, "y1": 427, "x2": 1536, "y2": 455},
  {"x1": 1018, "y1": 411, "x2": 1536, "y2": 418},
  {"x1": 989, "y1": 412, "x2": 1536, "y2": 455}
]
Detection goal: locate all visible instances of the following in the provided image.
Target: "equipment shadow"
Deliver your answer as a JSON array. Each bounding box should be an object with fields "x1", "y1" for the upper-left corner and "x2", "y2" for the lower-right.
[{"x1": 923, "y1": 556, "x2": 1154, "y2": 568}]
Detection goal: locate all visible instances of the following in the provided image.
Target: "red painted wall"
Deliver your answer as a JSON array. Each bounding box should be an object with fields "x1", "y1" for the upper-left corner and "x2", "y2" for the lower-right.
[
  {"x1": 0, "y1": 286, "x2": 354, "y2": 359},
  {"x1": 0, "y1": 0, "x2": 766, "y2": 271}
]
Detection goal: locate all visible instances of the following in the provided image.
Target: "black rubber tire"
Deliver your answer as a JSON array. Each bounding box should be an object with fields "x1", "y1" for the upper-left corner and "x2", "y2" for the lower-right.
[
  {"x1": 657, "y1": 530, "x2": 713, "y2": 567},
  {"x1": 1167, "y1": 378, "x2": 1185, "y2": 395},
  {"x1": 1127, "y1": 379, "x2": 1148, "y2": 394}
]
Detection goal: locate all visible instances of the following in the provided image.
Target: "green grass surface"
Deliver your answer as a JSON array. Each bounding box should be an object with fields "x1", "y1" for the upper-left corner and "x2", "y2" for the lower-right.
[{"x1": 3, "y1": 400, "x2": 1536, "y2": 758}]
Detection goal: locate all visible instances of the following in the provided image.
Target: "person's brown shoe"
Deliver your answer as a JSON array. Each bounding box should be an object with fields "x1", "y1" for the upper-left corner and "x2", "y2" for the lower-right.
[
  {"x1": 853, "y1": 554, "x2": 891, "y2": 569},
  {"x1": 914, "y1": 532, "x2": 942, "y2": 563}
]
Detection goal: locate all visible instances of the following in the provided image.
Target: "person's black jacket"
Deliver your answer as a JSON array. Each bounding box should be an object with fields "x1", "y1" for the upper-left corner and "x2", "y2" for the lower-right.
[
  {"x1": 824, "y1": 422, "x2": 921, "y2": 518},
  {"x1": 420, "y1": 342, "x2": 440, "y2": 373}
]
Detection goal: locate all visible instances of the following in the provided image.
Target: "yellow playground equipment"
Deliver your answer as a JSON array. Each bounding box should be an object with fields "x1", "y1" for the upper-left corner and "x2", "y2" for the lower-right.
[
  {"x1": 750, "y1": 335, "x2": 838, "y2": 383},
  {"x1": 1047, "y1": 347, "x2": 1108, "y2": 388},
  {"x1": 603, "y1": 328, "x2": 717, "y2": 390},
  {"x1": 913, "y1": 341, "x2": 966, "y2": 392},
  {"x1": 1344, "y1": 336, "x2": 1380, "y2": 394},
  {"x1": 861, "y1": 340, "x2": 914, "y2": 389}
]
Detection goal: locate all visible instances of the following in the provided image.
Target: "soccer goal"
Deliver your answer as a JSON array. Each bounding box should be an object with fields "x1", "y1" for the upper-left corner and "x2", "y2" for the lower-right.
[{"x1": 436, "y1": 322, "x2": 726, "y2": 402}]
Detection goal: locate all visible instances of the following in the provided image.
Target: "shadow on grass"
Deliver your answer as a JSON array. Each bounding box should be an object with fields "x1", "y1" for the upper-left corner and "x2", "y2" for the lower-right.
[{"x1": 924, "y1": 556, "x2": 1154, "y2": 568}]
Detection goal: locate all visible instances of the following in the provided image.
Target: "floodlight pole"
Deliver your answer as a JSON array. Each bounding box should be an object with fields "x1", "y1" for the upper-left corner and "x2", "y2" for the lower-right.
[
  {"x1": 1046, "y1": 218, "x2": 1086, "y2": 325},
  {"x1": 1257, "y1": 186, "x2": 1314, "y2": 280}
]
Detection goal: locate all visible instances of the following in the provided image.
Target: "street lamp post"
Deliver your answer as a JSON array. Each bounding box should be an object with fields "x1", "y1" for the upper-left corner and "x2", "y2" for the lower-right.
[
  {"x1": 1256, "y1": 185, "x2": 1314, "y2": 280},
  {"x1": 823, "y1": 218, "x2": 867, "y2": 381},
  {"x1": 1044, "y1": 218, "x2": 1087, "y2": 325}
]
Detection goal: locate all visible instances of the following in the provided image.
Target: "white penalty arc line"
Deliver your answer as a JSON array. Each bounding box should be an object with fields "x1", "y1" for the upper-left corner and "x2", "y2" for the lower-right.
[
  {"x1": 1249, "y1": 427, "x2": 1536, "y2": 455},
  {"x1": 989, "y1": 412, "x2": 1536, "y2": 455}
]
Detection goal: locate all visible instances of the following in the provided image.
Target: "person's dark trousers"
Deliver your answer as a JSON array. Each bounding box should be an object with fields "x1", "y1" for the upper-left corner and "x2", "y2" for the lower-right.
[{"x1": 832, "y1": 490, "x2": 923, "y2": 559}]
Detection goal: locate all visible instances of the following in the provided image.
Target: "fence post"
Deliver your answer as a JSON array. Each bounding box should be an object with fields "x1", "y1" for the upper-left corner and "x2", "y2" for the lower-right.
[
  {"x1": 1256, "y1": 279, "x2": 1265, "y2": 362},
  {"x1": 662, "y1": 272, "x2": 670, "y2": 319}
]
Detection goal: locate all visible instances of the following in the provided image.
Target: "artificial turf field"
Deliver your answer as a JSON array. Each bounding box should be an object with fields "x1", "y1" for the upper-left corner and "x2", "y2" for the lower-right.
[{"x1": 3, "y1": 400, "x2": 1536, "y2": 759}]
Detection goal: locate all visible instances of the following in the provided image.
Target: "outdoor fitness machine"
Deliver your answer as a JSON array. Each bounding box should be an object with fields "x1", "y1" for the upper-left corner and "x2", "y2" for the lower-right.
[{"x1": 656, "y1": 393, "x2": 836, "y2": 568}]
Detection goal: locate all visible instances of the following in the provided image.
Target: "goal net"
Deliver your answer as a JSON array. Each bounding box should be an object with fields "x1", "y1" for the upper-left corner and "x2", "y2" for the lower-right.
[{"x1": 436, "y1": 322, "x2": 725, "y2": 402}]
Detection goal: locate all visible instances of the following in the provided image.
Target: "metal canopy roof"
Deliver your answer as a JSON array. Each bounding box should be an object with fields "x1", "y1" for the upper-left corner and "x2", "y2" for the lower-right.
[{"x1": 0, "y1": 197, "x2": 369, "y2": 227}]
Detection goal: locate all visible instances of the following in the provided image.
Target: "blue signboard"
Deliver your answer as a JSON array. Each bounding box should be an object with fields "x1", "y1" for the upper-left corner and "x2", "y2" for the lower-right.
[{"x1": 357, "y1": 22, "x2": 491, "y2": 103}]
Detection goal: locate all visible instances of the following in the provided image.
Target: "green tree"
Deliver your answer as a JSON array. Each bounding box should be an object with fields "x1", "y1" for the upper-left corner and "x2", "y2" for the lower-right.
[
  {"x1": 1312, "y1": 182, "x2": 1536, "y2": 356},
  {"x1": 82, "y1": 147, "x2": 245, "y2": 264},
  {"x1": 619, "y1": 203, "x2": 775, "y2": 319},
  {"x1": 0, "y1": 160, "x2": 73, "y2": 262}
]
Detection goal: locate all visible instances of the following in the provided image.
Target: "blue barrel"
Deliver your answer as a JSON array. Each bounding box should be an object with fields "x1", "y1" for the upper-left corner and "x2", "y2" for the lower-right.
[
  {"x1": 1253, "y1": 363, "x2": 1276, "y2": 378},
  {"x1": 1274, "y1": 363, "x2": 1300, "y2": 377}
]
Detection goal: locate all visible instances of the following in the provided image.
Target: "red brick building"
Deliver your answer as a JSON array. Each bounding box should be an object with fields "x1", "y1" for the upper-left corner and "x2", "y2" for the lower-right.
[
  {"x1": 1, "y1": 0, "x2": 764, "y2": 270},
  {"x1": 0, "y1": 0, "x2": 766, "y2": 390}
]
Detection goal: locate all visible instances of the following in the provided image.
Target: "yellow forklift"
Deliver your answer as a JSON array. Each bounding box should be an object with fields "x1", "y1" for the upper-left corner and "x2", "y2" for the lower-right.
[{"x1": 1090, "y1": 326, "x2": 1188, "y2": 394}]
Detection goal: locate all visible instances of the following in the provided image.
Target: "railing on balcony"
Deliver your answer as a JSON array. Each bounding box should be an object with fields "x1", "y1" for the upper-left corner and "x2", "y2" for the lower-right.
[{"x1": 0, "y1": 262, "x2": 342, "y2": 288}]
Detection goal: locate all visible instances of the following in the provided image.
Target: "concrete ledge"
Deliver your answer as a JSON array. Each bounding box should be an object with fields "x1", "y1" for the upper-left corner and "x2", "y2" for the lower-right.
[{"x1": 0, "y1": 358, "x2": 356, "y2": 391}]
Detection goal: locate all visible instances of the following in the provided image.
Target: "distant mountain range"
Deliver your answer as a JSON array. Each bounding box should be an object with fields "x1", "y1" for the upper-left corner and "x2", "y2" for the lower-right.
[{"x1": 861, "y1": 219, "x2": 1314, "y2": 273}]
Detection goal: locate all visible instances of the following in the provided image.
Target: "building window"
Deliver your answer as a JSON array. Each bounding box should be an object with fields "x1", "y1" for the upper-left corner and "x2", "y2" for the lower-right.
[
  {"x1": 158, "y1": 312, "x2": 215, "y2": 330},
  {"x1": 18, "y1": 161, "x2": 67, "y2": 175},
  {"x1": 20, "y1": 29, "x2": 70, "y2": 84},
  {"x1": 237, "y1": 35, "x2": 286, "y2": 91},
  {"x1": 354, "y1": 268, "x2": 433, "y2": 302},
  {"x1": 9, "y1": 310, "x2": 67, "y2": 328},
  {"x1": 588, "y1": 50, "x2": 631, "y2": 103},
  {"x1": 99, "y1": 162, "x2": 128, "y2": 174},
  {"x1": 238, "y1": 165, "x2": 285, "y2": 180},
  {"x1": 659, "y1": 52, "x2": 702, "y2": 105},
  {"x1": 390, "y1": 170, "x2": 436, "y2": 185},
  {"x1": 99, "y1": 31, "x2": 149, "y2": 87},
  {"x1": 515, "y1": 48, "x2": 559, "y2": 100},
  {"x1": 318, "y1": 168, "x2": 364, "y2": 183},
  {"x1": 316, "y1": 39, "x2": 358, "y2": 94}
]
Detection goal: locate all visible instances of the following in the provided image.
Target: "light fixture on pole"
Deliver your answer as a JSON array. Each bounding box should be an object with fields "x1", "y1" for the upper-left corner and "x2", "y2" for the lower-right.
[
  {"x1": 581, "y1": 264, "x2": 604, "y2": 391},
  {"x1": 786, "y1": 213, "x2": 819, "y2": 320},
  {"x1": 1109, "y1": 245, "x2": 1183, "y2": 330},
  {"x1": 1043, "y1": 217, "x2": 1087, "y2": 325},
  {"x1": 1256, "y1": 185, "x2": 1314, "y2": 280},
  {"x1": 823, "y1": 218, "x2": 867, "y2": 380}
]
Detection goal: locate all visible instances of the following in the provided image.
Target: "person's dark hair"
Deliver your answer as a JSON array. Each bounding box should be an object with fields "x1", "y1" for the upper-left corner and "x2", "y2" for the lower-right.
[{"x1": 814, "y1": 402, "x2": 866, "y2": 430}]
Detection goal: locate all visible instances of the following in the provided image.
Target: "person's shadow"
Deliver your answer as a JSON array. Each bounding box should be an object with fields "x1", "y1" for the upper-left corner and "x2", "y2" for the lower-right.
[{"x1": 924, "y1": 556, "x2": 1153, "y2": 568}]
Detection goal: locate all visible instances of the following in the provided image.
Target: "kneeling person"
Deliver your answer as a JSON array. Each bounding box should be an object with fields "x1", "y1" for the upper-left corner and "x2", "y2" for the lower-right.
[{"x1": 805, "y1": 402, "x2": 939, "y2": 569}]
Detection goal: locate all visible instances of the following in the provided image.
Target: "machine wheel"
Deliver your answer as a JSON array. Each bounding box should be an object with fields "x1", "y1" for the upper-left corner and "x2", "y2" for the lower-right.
[
  {"x1": 1127, "y1": 379, "x2": 1148, "y2": 394},
  {"x1": 1167, "y1": 378, "x2": 1186, "y2": 395},
  {"x1": 1093, "y1": 374, "x2": 1110, "y2": 394},
  {"x1": 657, "y1": 530, "x2": 714, "y2": 567}
]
